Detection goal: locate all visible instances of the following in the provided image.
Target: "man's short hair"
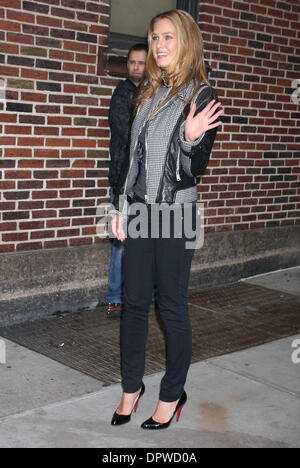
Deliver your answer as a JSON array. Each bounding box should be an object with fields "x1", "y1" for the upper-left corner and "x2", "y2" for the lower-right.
[{"x1": 127, "y1": 43, "x2": 148, "y2": 61}]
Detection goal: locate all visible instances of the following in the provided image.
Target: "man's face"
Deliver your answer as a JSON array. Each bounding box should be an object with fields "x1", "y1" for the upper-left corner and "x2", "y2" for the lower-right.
[{"x1": 127, "y1": 50, "x2": 147, "y2": 85}]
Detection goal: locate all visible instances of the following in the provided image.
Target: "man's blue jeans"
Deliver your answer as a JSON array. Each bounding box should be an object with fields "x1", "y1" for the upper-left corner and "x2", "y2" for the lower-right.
[
  {"x1": 106, "y1": 236, "x2": 124, "y2": 304},
  {"x1": 105, "y1": 192, "x2": 124, "y2": 304}
]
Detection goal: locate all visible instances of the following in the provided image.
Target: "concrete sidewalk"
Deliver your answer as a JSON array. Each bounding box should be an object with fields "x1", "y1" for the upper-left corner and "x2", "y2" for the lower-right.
[{"x1": 0, "y1": 267, "x2": 299, "y2": 448}]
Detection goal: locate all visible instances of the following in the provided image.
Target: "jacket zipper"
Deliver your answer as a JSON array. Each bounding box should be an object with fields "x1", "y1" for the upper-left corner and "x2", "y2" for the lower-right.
[
  {"x1": 155, "y1": 114, "x2": 185, "y2": 202},
  {"x1": 145, "y1": 126, "x2": 149, "y2": 202},
  {"x1": 176, "y1": 141, "x2": 181, "y2": 181}
]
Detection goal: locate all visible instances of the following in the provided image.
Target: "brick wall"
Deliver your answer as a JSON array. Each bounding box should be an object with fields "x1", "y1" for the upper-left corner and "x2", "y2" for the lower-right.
[
  {"x1": 0, "y1": 0, "x2": 114, "y2": 252},
  {"x1": 199, "y1": 0, "x2": 300, "y2": 233},
  {"x1": 0, "y1": 0, "x2": 299, "y2": 254}
]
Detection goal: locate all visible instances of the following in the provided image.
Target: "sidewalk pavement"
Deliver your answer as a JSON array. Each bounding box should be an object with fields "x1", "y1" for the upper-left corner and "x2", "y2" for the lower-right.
[{"x1": 0, "y1": 267, "x2": 299, "y2": 448}]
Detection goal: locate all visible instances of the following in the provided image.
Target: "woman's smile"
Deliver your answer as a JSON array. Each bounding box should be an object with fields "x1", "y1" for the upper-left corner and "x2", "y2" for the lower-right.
[{"x1": 151, "y1": 18, "x2": 178, "y2": 69}]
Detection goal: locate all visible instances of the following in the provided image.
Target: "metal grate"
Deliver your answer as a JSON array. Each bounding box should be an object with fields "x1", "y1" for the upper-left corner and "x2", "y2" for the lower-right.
[{"x1": 0, "y1": 282, "x2": 299, "y2": 386}]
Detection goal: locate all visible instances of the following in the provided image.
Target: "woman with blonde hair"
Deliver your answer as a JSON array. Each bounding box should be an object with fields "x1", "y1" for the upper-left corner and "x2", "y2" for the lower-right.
[{"x1": 110, "y1": 9, "x2": 223, "y2": 429}]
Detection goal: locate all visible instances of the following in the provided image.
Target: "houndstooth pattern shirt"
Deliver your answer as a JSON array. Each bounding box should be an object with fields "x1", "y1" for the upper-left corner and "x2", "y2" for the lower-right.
[{"x1": 117, "y1": 80, "x2": 210, "y2": 217}]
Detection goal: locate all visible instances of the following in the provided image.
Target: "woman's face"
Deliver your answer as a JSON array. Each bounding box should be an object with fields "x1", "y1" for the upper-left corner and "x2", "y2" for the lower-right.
[{"x1": 151, "y1": 18, "x2": 178, "y2": 69}]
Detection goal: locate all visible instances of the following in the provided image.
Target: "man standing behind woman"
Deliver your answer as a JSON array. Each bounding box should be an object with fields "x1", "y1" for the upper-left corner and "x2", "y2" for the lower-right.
[
  {"x1": 105, "y1": 43, "x2": 148, "y2": 318},
  {"x1": 111, "y1": 9, "x2": 223, "y2": 429}
]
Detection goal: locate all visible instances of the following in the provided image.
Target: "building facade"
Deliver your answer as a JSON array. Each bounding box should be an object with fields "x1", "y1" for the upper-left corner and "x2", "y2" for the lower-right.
[{"x1": 0, "y1": 0, "x2": 299, "y2": 324}]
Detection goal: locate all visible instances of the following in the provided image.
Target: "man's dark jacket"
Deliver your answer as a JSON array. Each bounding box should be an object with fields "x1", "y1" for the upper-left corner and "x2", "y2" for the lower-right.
[{"x1": 108, "y1": 78, "x2": 137, "y2": 191}]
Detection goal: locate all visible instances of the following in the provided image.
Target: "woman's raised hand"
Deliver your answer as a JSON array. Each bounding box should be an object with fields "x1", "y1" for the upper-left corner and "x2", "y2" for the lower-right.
[{"x1": 184, "y1": 99, "x2": 223, "y2": 143}]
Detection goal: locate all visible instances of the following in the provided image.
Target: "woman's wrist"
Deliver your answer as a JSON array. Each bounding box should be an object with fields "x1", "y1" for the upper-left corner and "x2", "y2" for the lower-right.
[{"x1": 184, "y1": 132, "x2": 195, "y2": 143}]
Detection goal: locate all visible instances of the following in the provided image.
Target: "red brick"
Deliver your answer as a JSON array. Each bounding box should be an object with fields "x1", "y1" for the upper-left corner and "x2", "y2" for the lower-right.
[
  {"x1": 63, "y1": 40, "x2": 88, "y2": 52},
  {"x1": 0, "y1": 222, "x2": 17, "y2": 231},
  {"x1": 19, "y1": 201, "x2": 43, "y2": 210},
  {"x1": 46, "y1": 200, "x2": 69, "y2": 209},
  {"x1": 20, "y1": 221, "x2": 44, "y2": 230},
  {"x1": 82, "y1": 226, "x2": 96, "y2": 235},
  {"x1": 61, "y1": 170, "x2": 85, "y2": 178},
  {"x1": 72, "y1": 217, "x2": 94, "y2": 226},
  {"x1": 34, "y1": 149, "x2": 60, "y2": 158},
  {"x1": 44, "y1": 240, "x2": 68, "y2": 249},
  {"x1": 16, "y1": 242, "x2": 43, "y2": 251},
  {"x1": 0, "y1": 137, "x2": 16, "y2": 145},
  {"x1": 64, "y1": 84, "x2": 88, "y2": 94},
  {"x1": 1, "y1": 181, "x2": 16, "y2": 193},
  {"x1": 7, "y1": 32, "x2": 34, "y2": 44},
  {"x1": 63, "y1": 62, "x2": 87, "y2": 73},
  {"x1": 72, "y1": 139, "x2": 96, "y2": 148},
  {"x1": 62, "y1": 128, "x2": 85, "y2": 136},
  {"x1": 3, "y1": 232, "x2": 28, "y2": 242},
  {"x1": 0, "y1": 114, "x2": 17, "y2": 123},
  {"x1": 1, "y1": 0, "x2": 21, "y2": 7},
  {"x1": 47, "y1": 180, "x2": 71, "y2": 189},
  {"x1": 5, "y1": 170, "x2": 32, "y2": 179},
  {"x1": 0, "y1": 202, "x2": 15, "y2": 210},
  {"x1": 21, "y1": 92, "x2": 47, "y2": 102},
  {"x1": 48, "y1": 117, "x2": 72, "y2": 126},
  {"x1": 34, "y1": 127, "x2": 59, "y2": 136},
  {"x1": 70, "y1": 237, "x2": 93, "y2": 246},
  {"x1": 0, "y1": 43, "x2": 19, "y2": 53},
  {"x1": 0, "y1": 244, "x2": 15, "y2": 252},
  {"x1": 47, "y1": 219, "x2": 70, "y2": 228},
  {"x1": 32, "y1": 190, "x2": 58, "y2": 199},
  {"x1": 46, "y1": 138, "x2": 71, "y2": 147},
  {"x1": 7, "y1": 9, "x2": 34, "y2": 24},
  {"x1": 72, "y1": 160, "x2": 95, "y2": 168},
  {"x1": 57, "y1": 228, "x2": 80, "y2": 237},
  {"x1": 0, "y1": 19, "x2": 21, "y2": 32},
  {"x1": 37, "y1": 15, "x2": 62, "y2": 28},
  {"x1": 63, "y1": 20, "x2": 87, "y2": 32},
  {"x1": 5, "y1": 125, "x2": 31, "y2": 134},
  {"x1": 31, "y1": 230, "x2": 55, "y2": 240},
  {"x1": 61, "y1": 149, "x2": 85, "y2": 158},
  {"x1": 18, "y1": 137, "x2": 44, "y2": 146},
  {"x1": 60, "y1": 189, "x2": 83, "y2": 198}
]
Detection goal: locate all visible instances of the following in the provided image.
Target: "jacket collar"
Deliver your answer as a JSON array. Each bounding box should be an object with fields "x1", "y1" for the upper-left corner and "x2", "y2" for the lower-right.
[
  {"x1": 127, "y1": 78, "x2": 139, "y2": 89},
  {"x1": 160, "y1": 72, "x2": 198, "y2": 101}
]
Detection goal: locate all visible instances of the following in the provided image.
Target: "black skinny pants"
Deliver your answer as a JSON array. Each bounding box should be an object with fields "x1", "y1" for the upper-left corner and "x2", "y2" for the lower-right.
[{"x1": 121, "y1": 202, "x2": 197, "y2": 402}]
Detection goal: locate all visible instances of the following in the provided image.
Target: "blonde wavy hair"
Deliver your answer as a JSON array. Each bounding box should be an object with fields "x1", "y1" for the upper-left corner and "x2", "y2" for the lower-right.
[{"x1": 134, "y1": 9, "x2": 210, "y2": 112}]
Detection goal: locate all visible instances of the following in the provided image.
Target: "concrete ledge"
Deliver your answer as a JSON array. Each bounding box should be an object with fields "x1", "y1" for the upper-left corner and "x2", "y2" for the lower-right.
[
  {"x1": 190, "y1": 224, "x2": 300, "y2": 290},
  {"x1": 0, "y1": 243, "x2": 110, "y2": 326},
  {"x1": 0, "y1": 225, "x2": 299, "y2": 326}
]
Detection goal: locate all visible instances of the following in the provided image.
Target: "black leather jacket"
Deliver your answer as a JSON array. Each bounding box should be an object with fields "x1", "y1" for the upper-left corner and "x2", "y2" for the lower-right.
[
  {"x1": 114, "y1": 84, "x2": 219, "y2": 212},
  {"x1": 157, "y1": 85, "x2": 219, "y2": 204}
]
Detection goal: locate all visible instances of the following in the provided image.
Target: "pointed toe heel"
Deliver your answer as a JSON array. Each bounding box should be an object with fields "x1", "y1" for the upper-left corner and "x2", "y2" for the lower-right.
[
  {"x1": 141, "y1": 391, "x2": 187, "y2": 430},
  {"x1": 111, "y1": 383, "x2": 145, "y2": 426},
  {"x1": 111, "y1": 411, "x2": 131, "y2": 426}
]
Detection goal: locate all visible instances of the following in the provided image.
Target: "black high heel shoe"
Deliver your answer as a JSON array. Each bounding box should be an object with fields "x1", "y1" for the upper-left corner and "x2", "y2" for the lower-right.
[
  {"x1": 141, "y1": 391, "x2": 187, "y2": 430},
  {"x1": 111, "y1": 383, "x2": 145, "y2": 426}
]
